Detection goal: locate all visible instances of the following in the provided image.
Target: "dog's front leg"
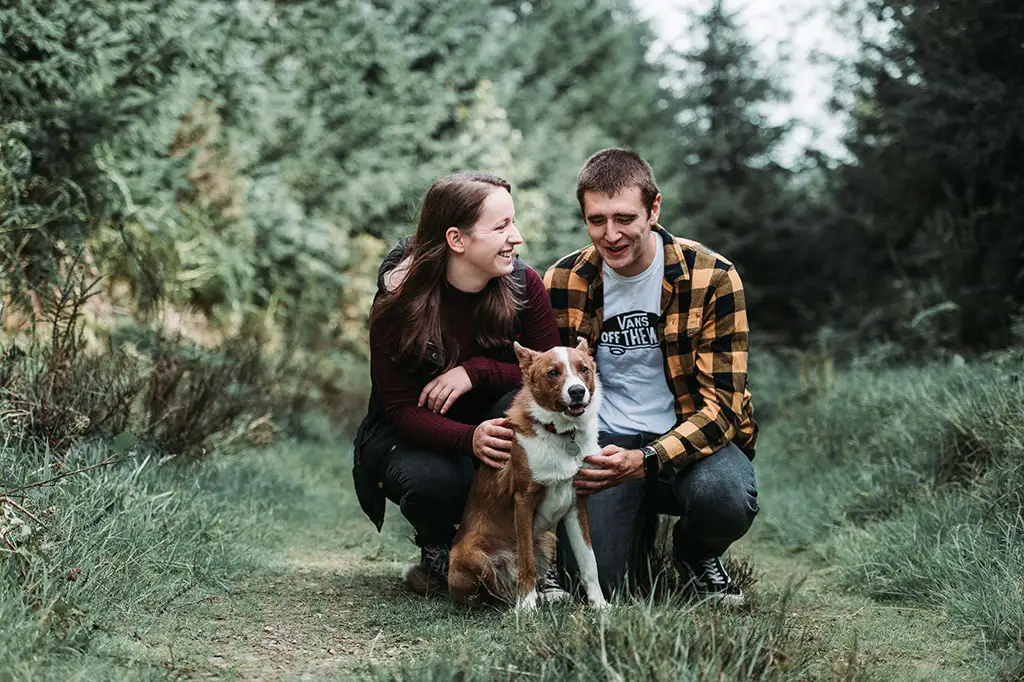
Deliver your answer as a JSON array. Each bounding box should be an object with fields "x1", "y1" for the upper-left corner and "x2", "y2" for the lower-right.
[
  {"x1": 566, "y1": 497, "x2": 608, "y2": 608},
  {"x1": 513, "y1": 491, "x2": 538, "y2": 612}
]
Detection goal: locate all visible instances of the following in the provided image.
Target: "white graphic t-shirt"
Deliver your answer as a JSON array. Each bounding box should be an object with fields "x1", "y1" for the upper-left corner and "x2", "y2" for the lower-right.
[{"x1": 596, "y1": 246, "x2": 677, "y2": 436}]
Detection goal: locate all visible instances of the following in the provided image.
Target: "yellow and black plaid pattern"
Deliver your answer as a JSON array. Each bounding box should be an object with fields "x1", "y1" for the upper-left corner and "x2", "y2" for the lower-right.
[{"x1": 543, "y1": 226, "x2": 757, "y2": 468}]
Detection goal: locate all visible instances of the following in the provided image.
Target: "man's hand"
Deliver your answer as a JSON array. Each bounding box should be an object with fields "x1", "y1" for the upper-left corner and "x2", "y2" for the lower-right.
[
  {"x1": 472, "y1": 417, "x2": 515, "y2": 469},
  {"x1": 574, "y1": 444, "x2": 645, "y2": 495},
  {"x1": 419, "y1": 366, "x2": 473, "y2": 414}
]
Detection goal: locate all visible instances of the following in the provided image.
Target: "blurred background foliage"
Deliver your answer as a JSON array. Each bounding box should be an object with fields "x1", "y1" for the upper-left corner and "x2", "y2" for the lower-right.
[
  {"x1": 1, "y1": 4, "x2": 1023, "y2": 674},
  {"x1": 2, "y1": 0, "x2": 1022, "y2": 384}
]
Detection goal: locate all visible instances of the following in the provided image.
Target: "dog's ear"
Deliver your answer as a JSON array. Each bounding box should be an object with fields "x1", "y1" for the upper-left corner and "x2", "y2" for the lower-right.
[
  {"x1": 514, "y1": 341, "x2": 536, "y2": 368},
  {"x1": 575, "y1": 337, "x2": 592, "y2": 356}
]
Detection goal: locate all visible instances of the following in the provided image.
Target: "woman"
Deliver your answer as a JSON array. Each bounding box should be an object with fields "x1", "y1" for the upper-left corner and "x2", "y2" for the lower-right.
[{"x1": 353, "y1": 172, "x2": 562, "y2": 596}]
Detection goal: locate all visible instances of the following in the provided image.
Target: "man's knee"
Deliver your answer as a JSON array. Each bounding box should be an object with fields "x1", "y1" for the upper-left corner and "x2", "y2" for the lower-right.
[
  {"x1": 686, "y1": 473, "x2": 757, "y2": 538},
  {"x1": 672, "y1": 445, "x2": 759, "y2": 540}
]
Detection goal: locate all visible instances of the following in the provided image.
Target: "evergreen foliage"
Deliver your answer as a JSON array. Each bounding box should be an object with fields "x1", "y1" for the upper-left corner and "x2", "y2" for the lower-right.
[
  {"x1": 1, "y1": 0, "x2": 1022, "y2": 357},
  {"x1": 489, "y1": 0, "x2": 691, "y2": 266},
  {"x1": 2, "y1": 0, "x2": 691, "y2": 353},
  {"x1": 656, "y1": 0, "x2": 830, "y2": 342},
  {"x1": 0, "y1": 0, "x2": 200, "y2": 309},
  {"x1": 831, "y1": 0, "x2": 1024, "y2": 351}
]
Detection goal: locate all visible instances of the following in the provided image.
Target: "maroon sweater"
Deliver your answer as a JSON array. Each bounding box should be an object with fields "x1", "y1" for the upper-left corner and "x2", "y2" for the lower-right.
[{"x1": 370, "y1": 266, "x2": 560, "y2": 457}]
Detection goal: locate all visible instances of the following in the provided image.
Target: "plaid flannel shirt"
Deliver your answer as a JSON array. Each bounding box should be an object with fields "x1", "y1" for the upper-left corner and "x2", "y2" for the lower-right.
[{"x1": 543, "y1": 226, "x2": 757, "y2": 469}]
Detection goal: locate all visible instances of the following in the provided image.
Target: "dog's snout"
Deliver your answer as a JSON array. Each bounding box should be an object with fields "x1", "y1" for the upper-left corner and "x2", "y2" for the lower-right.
[{"x1": 567, "y1": 384, "x2": 586, "y2": 402}]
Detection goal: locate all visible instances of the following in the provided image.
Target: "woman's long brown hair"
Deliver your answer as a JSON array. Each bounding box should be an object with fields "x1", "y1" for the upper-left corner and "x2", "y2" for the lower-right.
[{"x1": 371, "y1": 172, "x2": 522, "y2": 372}]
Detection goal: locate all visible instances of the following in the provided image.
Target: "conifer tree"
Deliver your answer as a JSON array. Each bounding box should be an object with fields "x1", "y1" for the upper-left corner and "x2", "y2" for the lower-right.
[
  {"x1": 667, "y1": 0, "x2": 812, "y2": 335},
  {"x1": 0, "y1": 0, "x2": 202, "y2": 306},
  {"x1": 836, "y1": 0, "x2": 1024, "y2": 349},
  {"x1": 483, "y1": 0, "x2": 690, "y2": 267}
]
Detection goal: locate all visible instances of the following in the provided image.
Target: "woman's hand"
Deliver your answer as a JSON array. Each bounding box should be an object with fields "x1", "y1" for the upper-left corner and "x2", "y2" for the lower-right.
[
  {"x1": 472, "y1": 417, "x2": 515, "y2": 468},
  {"x1": 419, "y1": 366, "x2": 473, "y2": 414}
]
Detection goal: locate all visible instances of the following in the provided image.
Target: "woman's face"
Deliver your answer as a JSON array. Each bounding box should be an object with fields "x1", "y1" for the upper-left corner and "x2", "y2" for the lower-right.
[{"x1": 458, "y1": 189, "x2": 523, "y2": 279}]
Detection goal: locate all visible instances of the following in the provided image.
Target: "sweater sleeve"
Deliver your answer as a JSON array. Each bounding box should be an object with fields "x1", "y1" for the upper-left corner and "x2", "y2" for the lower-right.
[
  {"x1": 461, "y1": 265, "x2": 562, "y2": 393},
  {"x1": 369, "y1": 317, "x2": 477, "y2": 457}
]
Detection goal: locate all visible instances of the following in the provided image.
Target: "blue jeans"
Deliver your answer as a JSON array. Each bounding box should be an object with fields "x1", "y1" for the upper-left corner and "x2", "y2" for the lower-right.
[{"x1": 557, "y1": 432, "x2": 759, "y2": 598}]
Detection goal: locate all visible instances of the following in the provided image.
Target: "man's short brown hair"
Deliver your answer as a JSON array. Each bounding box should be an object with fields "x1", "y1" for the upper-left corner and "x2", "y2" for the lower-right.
[{"x1": 576, "y1": 148, "x2": 660, "y2": 215}]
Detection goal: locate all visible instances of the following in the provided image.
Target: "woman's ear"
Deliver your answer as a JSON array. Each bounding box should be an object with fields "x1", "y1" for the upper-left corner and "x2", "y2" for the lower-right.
[{"x1": 445, "y1": 227, "x2": 466, "y2": 253}]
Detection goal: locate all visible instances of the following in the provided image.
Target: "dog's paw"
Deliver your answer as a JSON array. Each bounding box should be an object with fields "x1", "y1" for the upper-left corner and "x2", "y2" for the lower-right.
[
  {"x1": 515, "y1": 590, "x2": 539, "y2": 613},
  {"x1": 588, "y1": 596, "x2": 610, "y2": 611}
]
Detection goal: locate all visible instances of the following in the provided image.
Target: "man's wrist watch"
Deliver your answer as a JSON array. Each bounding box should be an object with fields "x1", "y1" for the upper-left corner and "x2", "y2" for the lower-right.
[{"x1": 641, "y1": 445, "x2": 660, "y2": 481}]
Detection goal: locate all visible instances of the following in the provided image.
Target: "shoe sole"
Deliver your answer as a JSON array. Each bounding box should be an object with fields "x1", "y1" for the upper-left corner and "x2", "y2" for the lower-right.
[
  {"x1": 693, "y1": 591, "x2": 745, "y2": 606},
  {"x1": 539, "y1": 589, "x2": 571, "y2": 603},
  {"x1": 404, "y1": 564, "x2": 448, "y2": 597}
]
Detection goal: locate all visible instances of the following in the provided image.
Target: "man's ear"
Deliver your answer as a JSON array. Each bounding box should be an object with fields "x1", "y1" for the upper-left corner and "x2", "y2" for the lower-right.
[
  {"x1": 445, "y1": 227, "x2": 466, "y2": 253},
  {"x1": 575, "y1": 337, "x2": 592, "y2": 356},
  {"x1": 648, "y1": 193, "x2": 662, "y2": 225},
  {"x1": 514, "y1": 342, "x2": 536, "y2": 369}
]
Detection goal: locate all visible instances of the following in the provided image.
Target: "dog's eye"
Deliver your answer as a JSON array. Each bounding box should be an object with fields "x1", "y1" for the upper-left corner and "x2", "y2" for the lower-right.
[
  {"x1": 547, "y1": 368, "x2": 560, "y2": 379},
  {"x1": 578, "y1": 366, "x2": 589, "y2": 375}
]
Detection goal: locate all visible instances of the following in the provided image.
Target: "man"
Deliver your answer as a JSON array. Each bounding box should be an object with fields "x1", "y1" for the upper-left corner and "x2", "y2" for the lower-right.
[{"x1": 543, "y1": 148, "x2": 759, "y2": 604}]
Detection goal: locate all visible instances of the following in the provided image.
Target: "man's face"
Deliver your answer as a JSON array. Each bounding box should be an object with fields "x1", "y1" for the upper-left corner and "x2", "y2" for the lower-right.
[{"x1": 582, "y1": 186, "x2": 661, "y2": 277}]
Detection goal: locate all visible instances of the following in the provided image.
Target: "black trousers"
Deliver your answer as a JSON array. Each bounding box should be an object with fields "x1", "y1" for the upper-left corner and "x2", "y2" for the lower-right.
[{"x1": 381, "y1": 391, "x2": 516, "y2": 548}]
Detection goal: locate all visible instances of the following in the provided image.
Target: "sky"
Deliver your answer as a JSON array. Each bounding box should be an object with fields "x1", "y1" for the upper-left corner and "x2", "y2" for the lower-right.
[{"x1": 632, "y1": 0, "x2": 859, "y2": 163}]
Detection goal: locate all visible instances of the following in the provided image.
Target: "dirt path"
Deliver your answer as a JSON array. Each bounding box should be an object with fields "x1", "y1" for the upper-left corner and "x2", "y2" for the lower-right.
[
  {"x1": 185, "y1": 551, "x2": 418, "y2": 680},
  {"x1": 148, "y1": 440, "x2": 993, "y2": 681},
  {"x1": 164, "y1": 532, "x2": 991, "y2": 681},
  {"x1": 145, "y1": 440, "x2": 436, "y2": 680}
]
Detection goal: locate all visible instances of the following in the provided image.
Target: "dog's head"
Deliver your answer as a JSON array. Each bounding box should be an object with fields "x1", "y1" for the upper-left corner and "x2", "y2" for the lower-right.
[{"x1": 513, "y1": 339, "x2": 598, "y2": 419}]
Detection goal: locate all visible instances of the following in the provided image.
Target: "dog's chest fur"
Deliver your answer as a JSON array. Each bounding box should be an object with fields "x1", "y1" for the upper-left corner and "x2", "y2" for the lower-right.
[{"x1": 518, "y1": 427, "x2": 598, "y2": 533}]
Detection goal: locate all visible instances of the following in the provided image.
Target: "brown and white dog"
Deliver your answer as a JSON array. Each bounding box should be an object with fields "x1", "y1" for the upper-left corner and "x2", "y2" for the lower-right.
[{"x1": 448, "y1": 339, "x2": 607, "y2": 611}]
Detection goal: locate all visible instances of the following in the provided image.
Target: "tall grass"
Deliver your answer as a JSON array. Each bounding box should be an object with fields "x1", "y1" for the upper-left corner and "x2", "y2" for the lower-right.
[
  {"x1": 365, "y1": 590, "x2": 874, "y2": 682},
  {"x1": 0, "y1": 438, "x2": 281, "y2": 680},
  {"x1": 752, "y1": 349, "x2": 1024, "y2": 666},
  {"x1": 0, "y1": 276, "x2": 295, "y2": 679}
]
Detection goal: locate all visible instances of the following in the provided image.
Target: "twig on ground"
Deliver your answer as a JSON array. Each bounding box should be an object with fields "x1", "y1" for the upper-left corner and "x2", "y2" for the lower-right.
[
  {"x1": 367, "y1": 630, "x2": 384, "y2": 659},
  {"x1": 156, "y1": 581, "x2": 200, "y2": 614},
  {"x1": 0, "y1": 527, "x2": 18, "y2": 553},
  {"x1": 1, "y1": 496, "x2": 48, "y2": 527},
  {"x1": 489, "y1": 666, "x2": 542, "y2": 678},
  {"x1": 2, "y1": 455, "x2": 125, "y2": 496}
]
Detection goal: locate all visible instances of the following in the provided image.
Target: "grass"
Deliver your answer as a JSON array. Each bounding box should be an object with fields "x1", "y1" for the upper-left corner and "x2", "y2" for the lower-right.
[
  {"x1": 0, "y1": 426, "x2": 316, "y2": 681},
  {"x1": 0, "y1": 411, "x2": 885, "y2": 681},
  {"x1": 751, "y1": 349, "x2": 1024, "y2": 678},
  {"x1": 365, "y1": 599, "x2": 828, "y2": 682},
  {"x1": 3, "y1": 342, "x2": 1023, "y2": 680}
]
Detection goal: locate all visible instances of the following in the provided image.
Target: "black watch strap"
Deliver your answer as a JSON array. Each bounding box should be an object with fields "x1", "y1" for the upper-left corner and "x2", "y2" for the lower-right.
[{"x1": 642, "y1": 445, "x2": 660, "y2": 480}]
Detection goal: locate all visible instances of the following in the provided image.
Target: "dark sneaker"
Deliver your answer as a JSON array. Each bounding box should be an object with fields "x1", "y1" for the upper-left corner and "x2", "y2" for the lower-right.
[
  {"x1": 403, "y1": 544, "x2": 449, "y2": 597},
  {"x1": 537, "y1": 566, "x2": 570, "y2": 603},
  {"x1": 675, "y1": 555, "x2": 744, "y2": 605}
]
